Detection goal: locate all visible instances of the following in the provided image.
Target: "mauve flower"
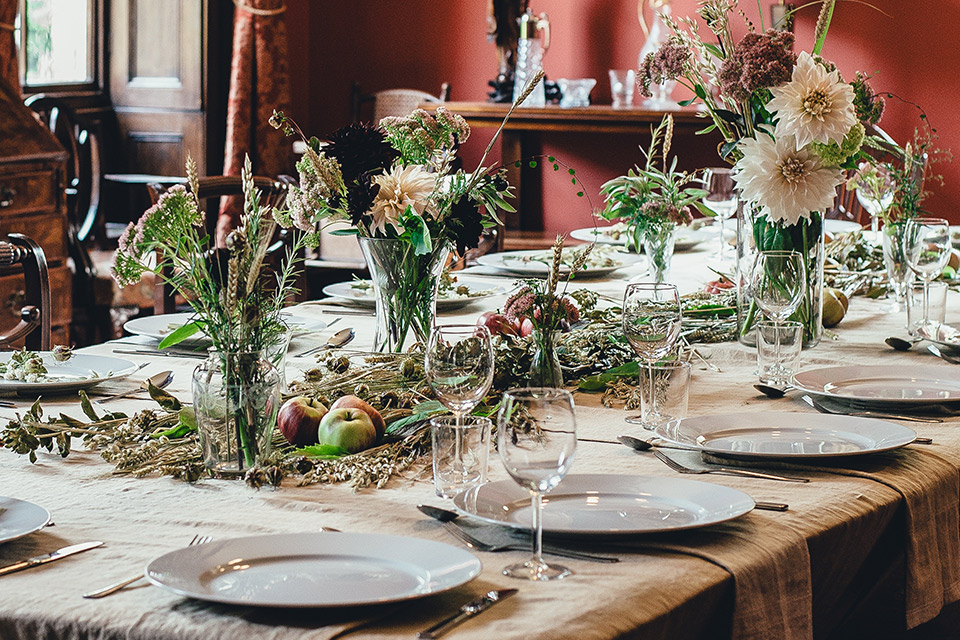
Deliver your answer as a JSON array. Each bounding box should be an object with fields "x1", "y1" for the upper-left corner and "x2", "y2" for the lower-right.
[
  {"x1": 718, "y1": 30, "x2": 796, "y2": 103},
  {"x1": 767, "y1": 51, "x2": 857, "y2": 150},
  {"x1": 638, "y1": 42, "x2": 692, "y2": 97},
  {"x1": 369, "y1": 164, "x2": 438, "y2": 235},
  {"x1": 734, "y1": 133, "x2": 844, "y2": 225}
]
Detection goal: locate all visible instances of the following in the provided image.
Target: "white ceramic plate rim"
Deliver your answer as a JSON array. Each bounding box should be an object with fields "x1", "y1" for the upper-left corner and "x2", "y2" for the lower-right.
[
  {"x1": 145, "y1": 532, "x2": 481, "y2": 608},
  {"x1": 791, "y1": 364, "x2": 960, "y2": 406},
  {"x1": 475, "y1": 250, "x2": 643, "y2": 276},
  {"x1": 321, "y1": 277, "x2": 509, "y2": 309},
  {"x1": 0, "y1": 496, "x2": 51, "y2": 544},
  {"x1": 824, "y1": 219, "x2": 862, "y2": 234},
  {"x1": 569, "y1": 226, "x2": 627, "y2": 245},
  {"x1": 453, "y1": 474, "x2": 754, "y2": 535},
  {"x1": 0, "y1": 353, "x2": 139, "y2": 392},
  {"x1": 124, "y1": 312, "x2": 326, "y2": 341},
  {"x1": 653, "y1": 411, "x2": 917, "y2": 459}
]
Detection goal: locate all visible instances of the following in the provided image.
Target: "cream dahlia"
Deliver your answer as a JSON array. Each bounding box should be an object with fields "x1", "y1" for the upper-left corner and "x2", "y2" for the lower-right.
[
  {"x1": 369, "y1": 164, "x2": 438, "y2": 235},
  {"x1": 767, "y1": 51, "x2": 856, "y2": 151},
  {"x1": 733, "y1": 133, "x2": 844, "y2": 225}
]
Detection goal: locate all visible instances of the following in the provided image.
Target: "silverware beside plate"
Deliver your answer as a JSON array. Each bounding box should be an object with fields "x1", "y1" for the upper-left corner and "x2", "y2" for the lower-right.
[
  {"x1": 0, "y1": 541, "x2": 103, "y2": 577},
  {"x1": 417, "y1": 588, "x2": 518, "y2": 639}
]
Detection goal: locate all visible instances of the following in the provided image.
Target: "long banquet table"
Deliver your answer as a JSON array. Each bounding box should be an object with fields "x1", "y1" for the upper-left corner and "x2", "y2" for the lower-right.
[{"x1": 3, "y1": 241, "x2": 960, "y2": 640}]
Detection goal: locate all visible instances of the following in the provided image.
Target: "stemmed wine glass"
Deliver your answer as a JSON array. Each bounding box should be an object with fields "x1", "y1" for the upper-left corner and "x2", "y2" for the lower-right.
[
  {"x1": 702, "y1": 168, "x2": 737, "y2": 262},
  {"x1": 905, "y1": 217, "x2": 951, "y2": 331},
  {"x1": 854, "y1": 163, "x2": 894, "y2": 236},
  {"x1": 425, "y1": 324, "x2": 495, "y2": 423},
  {"x1": 497, "y1": 387, "x2": 577, "y2": 581},
  {"x1": 621, "y1": 283, "x2": 683, "y2": 429},
  {"x1": 750, "y1": 251, "x2": 805, "y2": 383}
]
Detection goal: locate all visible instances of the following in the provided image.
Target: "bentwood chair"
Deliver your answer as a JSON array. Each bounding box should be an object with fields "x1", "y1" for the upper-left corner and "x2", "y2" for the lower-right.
[
  {"x1": 0, "y1": 234, "x2": 51, "y2": 351},
  {"x1": 351, "y1": 83, "x2": 451, "y2": 123}
]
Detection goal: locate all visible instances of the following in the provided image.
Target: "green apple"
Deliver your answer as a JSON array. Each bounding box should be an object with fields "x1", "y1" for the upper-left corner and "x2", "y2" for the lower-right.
[
  {"x1": 277, "y1": 396, "x2": 328, "y2": 447},
  {"x1": 317, "y1": 408, "x2": 377, "y2": 453},
  {"x1": 330, "y1": 395, "x2": 386, "y2": 440}
]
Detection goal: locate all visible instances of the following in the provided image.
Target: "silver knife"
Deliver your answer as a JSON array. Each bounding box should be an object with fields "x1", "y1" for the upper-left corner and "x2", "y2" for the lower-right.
[
  {"x1": 417, "y1": 588, "x2": 519, "y2": 639},
  {"x1": 0, "y1": 541, "x2": 103, "y2": 576}
]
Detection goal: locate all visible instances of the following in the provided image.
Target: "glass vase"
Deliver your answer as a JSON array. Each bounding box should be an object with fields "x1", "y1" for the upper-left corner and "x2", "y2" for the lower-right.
[
  {"x1": 643, "y1": 223, "x2": 676, "y2": 284},
  {"x1": 881, "y1": 221, "x2": 910, "y2": 311},
  {"x1": 736, "y1": 203, "x2": 824, "y2": 349},
  {"x1": 528, "y1": 329, "x2": 563, "y2": 387},
  {"x1": 192, "y1": 349, "x2": 282, "y2": 478},
  {"x1": 359, "y1": 237, "x2": 450, "y2": 353}
]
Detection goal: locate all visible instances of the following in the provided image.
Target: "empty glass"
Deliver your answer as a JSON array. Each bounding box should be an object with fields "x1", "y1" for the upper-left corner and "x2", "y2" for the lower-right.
[
  {"x1": 498, "y1": 387, "x2": 577, "y2": 581},
  {"x1": 608, "y1": 69, "x2": 636, "y2": 108},
  {"x1": 431, "y1": 415, "x2": 491, "y2": 498},
  {"x1": 905, "y1": 217, "x2": 950, "y2": 331},
  {"x1": 756, "y1": 320, "x2": 802, "y2": 385},
  {"x1": 750, "y1": 251, "x2": 805, "y2": 386},
  {"x1": 702, "y1": 168, "x2": 737, "y2": 263},
  {"x1": 556, "y1": 78, "x2": 596, "y2": 108},
  {"x1": 425, "y1": 324, "x2": 494, "y2": 423}
]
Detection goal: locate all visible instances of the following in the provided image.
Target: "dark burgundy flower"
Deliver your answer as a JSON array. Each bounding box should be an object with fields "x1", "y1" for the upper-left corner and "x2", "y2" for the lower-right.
[{"x1": 323, "y1": 122, "x2": 398, "y2": 184}]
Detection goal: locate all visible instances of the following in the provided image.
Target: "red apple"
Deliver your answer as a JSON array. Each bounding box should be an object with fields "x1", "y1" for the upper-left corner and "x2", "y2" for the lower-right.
[
  {"x1": 317, "y1": 408, "x2": 377, "y2": 453},
  {"x1": 277, "y1": 396, "x2": 328, "y2": 446},
  {"x1": 330, "y1": 395, "x2": 386, "y2": 440},
  {"x1": 477, "y1": 311, "x2": 518, "y2": 337},
  {"x1": 519, "y1": 316, "x2": 534, "y2": 337}
]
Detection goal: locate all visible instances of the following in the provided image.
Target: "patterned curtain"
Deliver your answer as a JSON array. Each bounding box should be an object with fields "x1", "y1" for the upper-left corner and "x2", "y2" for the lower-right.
[
  {"x1": 0, "y1": 1, "x2": 19, "y2": 94},
  {"x1": 218, "y1": 0, "x2": 292, "y2": 245}
]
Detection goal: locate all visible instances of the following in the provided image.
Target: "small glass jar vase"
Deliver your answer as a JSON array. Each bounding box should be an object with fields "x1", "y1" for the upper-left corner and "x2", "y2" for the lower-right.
[
  {"x1": 643, "y1": 223, "x2": 676, "y2": 284},
  {"x1": 192, "y1": 349, "x2": 282, "y2": 478},
  {"x1": 881, "y1": 221, "x2": 910, "y2": 311},
  {"x1": 528, "y1": 328, "x2": 563, "y2": 387}
]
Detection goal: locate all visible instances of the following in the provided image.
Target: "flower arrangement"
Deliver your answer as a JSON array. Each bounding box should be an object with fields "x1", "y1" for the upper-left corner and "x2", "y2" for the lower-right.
[
  {"x1": 599, "y1": 115, "x2": 709, "y2": 280},
  {"x1": 639, "y1": 0, "x2": 887, "y2": 345}
]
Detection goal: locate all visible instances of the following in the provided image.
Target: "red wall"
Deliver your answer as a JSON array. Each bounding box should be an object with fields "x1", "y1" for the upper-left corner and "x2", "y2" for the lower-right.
[{"x1": 285, "y1": 1, "x2": 960, "y2": 229}]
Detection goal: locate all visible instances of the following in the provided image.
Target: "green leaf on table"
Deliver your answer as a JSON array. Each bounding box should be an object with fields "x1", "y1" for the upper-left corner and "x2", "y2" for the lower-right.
[
  {"x1": 578, "y1": 361, "x2": 641, "y2": 392},
  {"x1": 79, "y1": 390, "x2": 100, "y2": 422},
  {"x1": 386, "y1": 399, "x2": 445, "y2": 434},
  {"x1": 59, "y1": 413, "x2": 88, "y2": 430},
  {"x1": 294, "y1": 444, "x2": 352, "y2": 459},
  {"x1": 148, "y1": 381, "x2": 182, "y2": 411},
  {"x1": 158, "y1": 321, "x2": 202, "y2": 349}
]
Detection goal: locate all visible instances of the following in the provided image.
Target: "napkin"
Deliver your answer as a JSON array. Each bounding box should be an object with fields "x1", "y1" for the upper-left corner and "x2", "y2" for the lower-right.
[{"x1": 703, "y1": 447, "x2": 960, "y2": 628}]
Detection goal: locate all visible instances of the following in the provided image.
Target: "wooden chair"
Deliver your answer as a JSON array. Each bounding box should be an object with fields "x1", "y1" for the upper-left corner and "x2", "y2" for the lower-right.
[
  {"x1": 0, "y1": 234, "x2": 51, "y2": 351},
  {"x1": 147, "y1": 175, "x2": 301, "y2": 315},
  {"x1": 351, "y1": 83, "x2": 450, "y2": 123}
]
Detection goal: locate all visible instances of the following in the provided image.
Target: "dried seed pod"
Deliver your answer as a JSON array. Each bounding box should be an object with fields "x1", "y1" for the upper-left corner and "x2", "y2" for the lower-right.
[
  {"x1": 399, "y1": 358, "x2": 417, "y2": 378},
  {"x1": 294, "y1": 456, "x2": 315, "y2": 474},
  {"x1": 354, "y1": 383, "x2": 369, "y2": 396},
  {"x1": 264, "y1": 465, "x2": 285, "y2": 487},
  {"x1": 327, "y1": 356, "x2": 350, "y2": 374},
  {"x1": 244, "y1": 467, "x2": 267, "y2": 490}
]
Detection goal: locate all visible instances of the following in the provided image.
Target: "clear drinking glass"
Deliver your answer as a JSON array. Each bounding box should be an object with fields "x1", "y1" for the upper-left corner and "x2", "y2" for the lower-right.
[
  {"x1": 497, "y1": 387, "x2": 577, "y2": 581},
  {"x1": 855, "y1": 163, "x2": 894, "y2": 236},
  {"x1": 750, "y1": 251, "x2": 805, "y2": 386},
  {"x1": 425, "y1": 324, "x2": 495, "y2": 422},
  {"x1": 621, "y1": 283, "x2": 682, "y2": 429},
  {"x1": 905, "y1": 217, "x2": 951, "y2": 331},
  {"x1": 702, "y1": 168, "x2": 737, "y2": 262}
]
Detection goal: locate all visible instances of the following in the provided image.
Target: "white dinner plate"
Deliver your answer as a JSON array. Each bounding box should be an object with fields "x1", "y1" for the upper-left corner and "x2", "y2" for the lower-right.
[
  {"x1": 0, "y1": 353, "x2": 139, "y2": 394},
  {"x1": 654, "y1": 411, "x2": 917, "y2": 459},
  {"x1": 672, "y1": 227, "x2": 714, "y2": 251},
  {"x1": 146, "y1": 532, "x2": 480, "y2": 608},
  {"x1": 0, "y1": 496, "x2": 51, "y2": 544},
  {"x1": 124, "y1": 311, "x2": 326, "y2": 343},
  {"x1": 791, "y1": 364, "x2": 960, "y2": 407},
  {"x1": 569, "y1": 225, "x2": 628, "y2": 246},
  {"x1": 322, "y1": 277, "x2": 510, "y2": 310},
  {"x1": 453, "y1": 474, "x2": 754, "y2": 535},
  {"x1": 476, "y1": 249, "x2": 644, "y2": 278},
  {"x1": 824, "y1": 219, "x2": 863, "y2": 235}
]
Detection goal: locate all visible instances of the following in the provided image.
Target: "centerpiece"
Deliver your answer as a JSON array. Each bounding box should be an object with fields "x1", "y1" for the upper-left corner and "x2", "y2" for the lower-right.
[
  {"x1": 598, "y1": 114, "x2": 711, "y2": 282},
  {"x1": 112, "y1": 158, "x2": 311, "y2": 476},
  {"x1": 270, "y1": 76, "x2": 542, "y2": 352},
  {"x1": 640, "y1": 0, "x2": 886, "y2": 347}
]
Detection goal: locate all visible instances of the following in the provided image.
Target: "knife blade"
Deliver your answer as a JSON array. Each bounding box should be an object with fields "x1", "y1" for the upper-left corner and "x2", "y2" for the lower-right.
[
  {"x1": 417, "y1": 588, "x2": 518, "y2": 639},
  {"x1": 0, "y1": 541, "x2": 103, "y2": 577}
]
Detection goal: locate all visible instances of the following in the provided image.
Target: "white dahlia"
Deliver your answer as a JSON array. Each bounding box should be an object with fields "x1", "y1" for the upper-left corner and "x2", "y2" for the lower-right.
[
  {"x1": 767, "y1": 51, "x2": 856, "y2": 151},
  {"x1": 733, "y1": 134, "x2": 844, "y2": 226},
  {"x1": 369, "y1": 165, "x2": 438, "y2": 235}
]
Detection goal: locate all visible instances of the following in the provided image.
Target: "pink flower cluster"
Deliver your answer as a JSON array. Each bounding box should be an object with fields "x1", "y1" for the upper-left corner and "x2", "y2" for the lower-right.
[
  {"x1": 638, "y1": 42, "x2": 692, "y2": 98},
  {"x1": 640, "y1": 199, "x2": 693, "y2": 226},
  {"x1": 718, "y1": 30, "x2": 796, "y2": 103}
]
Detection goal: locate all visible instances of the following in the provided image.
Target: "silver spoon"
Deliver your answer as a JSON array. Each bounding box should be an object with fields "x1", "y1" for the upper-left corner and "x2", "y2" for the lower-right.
[
  {"x1": 616, "y1": 434, "x2": 699, "y2": 452},
  {"x1": 886, "y1": 336, "x2": 920, "y2": 351},
  {"x1": 754, "y1": 383, "x2": 793, "y2": 399},
  {"x1": 294, "y1": 327, "x2": 355, "y2": 358},
  {"x1": 95, "y1": 370, "x2": 174, "y2": 404}
]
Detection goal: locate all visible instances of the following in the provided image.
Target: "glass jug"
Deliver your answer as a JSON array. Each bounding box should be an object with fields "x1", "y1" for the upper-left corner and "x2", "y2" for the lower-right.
[{"x1": 513, "y1": 8, "x2": 550, "y2": 107}]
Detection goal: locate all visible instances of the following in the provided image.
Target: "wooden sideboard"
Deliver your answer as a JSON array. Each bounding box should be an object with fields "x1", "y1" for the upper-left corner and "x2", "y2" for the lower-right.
[{"x1": 0, "y1": 81, "x2": 72, "y2": 346}]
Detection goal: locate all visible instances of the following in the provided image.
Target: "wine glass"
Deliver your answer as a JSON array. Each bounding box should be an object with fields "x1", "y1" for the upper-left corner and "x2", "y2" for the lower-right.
[
  {"x1": 905, "y1": 217, "x2": 951, "y2": 331},
  {"x1": 497, "y1": 387, "x2": 577, "y2": 581},
  {"x1": 750, "y1": 251, "x2": 805, "y2": 384},
  {"x1": 702, "y1": 168, "x2": 737, "y2": 262},
  {"x1": 621, "y1": 283, "x2": 683, "y2": 429},
  {"x1": 854, "y1": 163, "x2": 894, "y2": 236},
  {"x1": 425, "y1": 324, "x2": 495, "y2": 423}
]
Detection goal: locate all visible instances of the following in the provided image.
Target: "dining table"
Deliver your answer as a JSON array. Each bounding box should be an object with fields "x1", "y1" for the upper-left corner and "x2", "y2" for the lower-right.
[{"x1": 2, "y1": 231, "x2": 960, "y2": 640}]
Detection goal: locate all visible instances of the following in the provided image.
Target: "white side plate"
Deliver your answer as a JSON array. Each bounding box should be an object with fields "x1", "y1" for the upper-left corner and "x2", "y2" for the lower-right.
[
  {"x1": 654, "y1": 411, "x2": 917, "y2": 459},
  {"x1": 0, "y1": 497, "x2": 51, "y2": 544},
  {"x1": 322, "y1": 277, "x2": 510, "y2": 310},
  {"x1": 791, "y1": 364, "x2": 960, "y2": 407},
  {"x1": 476, "y1": 250, "x2": 644, "y2": 277},
  {"x1": 146, "y1": 532, "x2": 481, "y2": 608},
  {"x1": 453, "y1": 474, "x2": 754, "y2": 535},
  {"x1": 124, "y1": 311, "x2": 326, "y2": 343},
  {"x1": 0, "y1": 353, "x2": 139, "y2": 394}
]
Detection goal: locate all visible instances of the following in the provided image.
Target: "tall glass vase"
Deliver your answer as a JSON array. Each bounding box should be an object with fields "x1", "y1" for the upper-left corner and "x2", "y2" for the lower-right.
[
  {"x1": 736, "y1": 204, "x2": 824, "y2": 348},
  {"x1": 528, "y1": 328, "x2": 563, "y2": 387},
  {"x1": 359, "y1": 237, "x2": 450, "y2": 353},
  {"x1": 643, "y1": 223, "x2": 676, "y2": 283},
  {"x1": 192, "y1": 349, "x2": 282, "y2": 478}
]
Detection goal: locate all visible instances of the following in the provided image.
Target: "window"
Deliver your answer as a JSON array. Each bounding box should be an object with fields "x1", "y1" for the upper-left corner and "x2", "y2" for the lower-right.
[{"x1": 16, "y1": 0, "x2": 98, "y2": 90}]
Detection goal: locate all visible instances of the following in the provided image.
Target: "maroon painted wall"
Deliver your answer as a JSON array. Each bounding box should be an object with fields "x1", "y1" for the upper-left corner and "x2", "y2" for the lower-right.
[{"x1": 284, "y1": 1, "x2": 960, "y2": 230}]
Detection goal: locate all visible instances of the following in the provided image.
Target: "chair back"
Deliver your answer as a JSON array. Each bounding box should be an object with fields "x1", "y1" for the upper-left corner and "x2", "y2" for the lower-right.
[
  {"x1": 0, "y1": 234, "x2": 51, "y2": 351},
  {"x1": 351, "y1": 83, "x2": 450, "y2": 123}
]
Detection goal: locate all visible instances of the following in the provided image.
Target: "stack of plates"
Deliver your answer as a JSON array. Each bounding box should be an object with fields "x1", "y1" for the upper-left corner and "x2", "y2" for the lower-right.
[{"x1": 791, "y1": 364, "x2": 960, "y2": 410}]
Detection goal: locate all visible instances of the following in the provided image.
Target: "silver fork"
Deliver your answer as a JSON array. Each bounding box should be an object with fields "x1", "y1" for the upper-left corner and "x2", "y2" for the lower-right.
[
  {"x1": 653, "y1": 449, "x2": 810, "y2": 483},
  {"x1": 82, "y1": 534, "x2": 211, "y2": 599},
  {"x1": 802, "y1": 394, "x2": 943, "y2": 424},
  {"x1": 441, "y1": 522, "x2": 618, "y2": 563}
]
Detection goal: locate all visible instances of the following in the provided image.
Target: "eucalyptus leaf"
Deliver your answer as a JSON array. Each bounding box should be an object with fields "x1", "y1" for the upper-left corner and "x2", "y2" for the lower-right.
[
  {"x1": 158, "y1": 321, "x2": 203, "y2": 350},
  {"x1": 294, "y1": 444, "x2": 352, "y2": 459}
]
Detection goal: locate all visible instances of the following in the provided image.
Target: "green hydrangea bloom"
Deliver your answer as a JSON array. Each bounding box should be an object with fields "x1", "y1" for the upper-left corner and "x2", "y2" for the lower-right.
[{"x1": 811, "y1": 122, "x2": 865, "y2": 167}]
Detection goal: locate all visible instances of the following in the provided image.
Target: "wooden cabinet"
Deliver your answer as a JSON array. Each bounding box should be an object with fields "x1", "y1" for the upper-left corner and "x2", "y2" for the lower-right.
[{"x1": 0, "y1": 80, "x2": 71, "y2": 346}]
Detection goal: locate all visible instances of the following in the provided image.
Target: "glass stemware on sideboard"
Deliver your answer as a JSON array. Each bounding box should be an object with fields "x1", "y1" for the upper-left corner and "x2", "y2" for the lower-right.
[
  {"x1": 497, "y1": 387, "x2": 577, "y2": 581},
  {"x1": 904, "y1": 217, "x2": 951, "y2": 332},
  {"x1": 702, "y1": 167, "x2": 738, "y2": 263},
  {"x1": 750, "y1": 251, "x2": 805, "y2": 385},
  {"x1": 621, "y1": 283, "x2": 683, "y2": 429}
]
